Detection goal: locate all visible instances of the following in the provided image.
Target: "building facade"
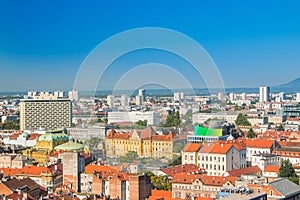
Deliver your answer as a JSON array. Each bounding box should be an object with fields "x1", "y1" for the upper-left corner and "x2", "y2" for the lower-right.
[{"x1": 20, "y1": 99, "x2": 72, "y2": 131}]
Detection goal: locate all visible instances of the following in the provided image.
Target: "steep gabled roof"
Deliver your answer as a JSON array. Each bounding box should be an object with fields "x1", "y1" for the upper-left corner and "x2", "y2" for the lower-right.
[
  {"x1": 183, "y1": 143, "x2": 202, "y2": 152},
  {"x1": 199, "y1": 143, "x2": 234, "y2": 154}
]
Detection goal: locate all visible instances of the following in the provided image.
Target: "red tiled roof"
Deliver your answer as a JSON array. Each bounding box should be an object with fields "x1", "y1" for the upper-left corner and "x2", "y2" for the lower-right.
[
  {"x1": 28, "y1": 133, "x2": 42, "y2": 140},
  {"x1": 226, "y1": 166, "x2": 262, "y2": 177},
  {"x1": 199, "y1": 143, "x2": 233, "y2": 154},
  {"x1": 172, "y1": 174, "x2": 237, "y2": 186},
  {"x1": 246, "y1": 138, "x2": 275, "y2": 148},
  {"x1": 10, "y1": 133, "x2": 20, "y2": 140},
  {"x1": 278, "y1": 141, "x2": 300, "y2": 147},
  {"x1": 161, "y1": 164, "x2": 202, "y2": 177},
  {"x1": 264, "y1": 166, "x2": 279, "y2": 173},
  {"x1": 149, "y1": 190, "x2": 181, "y2": 200},
  {"x1": 85, "y1": 164, "x2": 119, "y2": 174},
  {"x1": 183, "y1": 143, "x2": 202, "y2": 152},
  {"x1": 5, "y1": 192, "x2": 34, "y2": 200},
  {"x1": 195, "y1": 197, "x2": 214, "y2": 200},
  {"x1": 151, "y1": 190, "x2": 172, "y2": 198},
  {"x1": 0, "y1": 166, "x2": 52, "y2": 176}
]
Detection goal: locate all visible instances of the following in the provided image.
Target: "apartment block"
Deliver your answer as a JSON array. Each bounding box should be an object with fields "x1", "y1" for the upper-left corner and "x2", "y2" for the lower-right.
[{"x1": 20, "y1": 99, "x2": 72, "y2": 131}]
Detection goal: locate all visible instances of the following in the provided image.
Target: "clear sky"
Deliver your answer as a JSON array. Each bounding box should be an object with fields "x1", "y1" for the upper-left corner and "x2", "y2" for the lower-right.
[{"x1": 0, "y1": 1, "x2": 300, "y2": 91}]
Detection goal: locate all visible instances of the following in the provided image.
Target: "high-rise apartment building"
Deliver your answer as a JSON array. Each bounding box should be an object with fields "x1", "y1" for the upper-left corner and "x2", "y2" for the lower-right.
[
  {"x1": 68, "y1": 90, "x2": 79, "y2": 101},
  {"x1": 297, "y1": 93, "x2": 300, "y2": 103},
  {"x1": 259, "y1": 86, "x2": 270, "y2": 102},
  {"x1": 107, "y1": 95, "x2": 114, "y2": 108},
  {"x1": 20, "y1": 99, "x2": 72, "y2": 131}
]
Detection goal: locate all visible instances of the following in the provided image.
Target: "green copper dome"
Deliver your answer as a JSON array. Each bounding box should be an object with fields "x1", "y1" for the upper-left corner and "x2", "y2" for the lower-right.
[
  {"x1": 38, "y1": 132, "x2": 69, "y2": 141},
  {"x1": 54, "y1": 141, "x2": 84, "y2": 151}
]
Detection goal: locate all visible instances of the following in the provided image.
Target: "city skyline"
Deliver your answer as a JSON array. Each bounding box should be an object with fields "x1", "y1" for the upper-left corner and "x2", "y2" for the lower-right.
[{"x1": 1, "y1": 1, "x2": 300, "y2": 91}]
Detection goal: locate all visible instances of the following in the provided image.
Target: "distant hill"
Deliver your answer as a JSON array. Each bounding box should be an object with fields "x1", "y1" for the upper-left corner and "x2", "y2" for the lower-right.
[{"x1": 272, "y1": 77, "x2": 300, "y2": 93}]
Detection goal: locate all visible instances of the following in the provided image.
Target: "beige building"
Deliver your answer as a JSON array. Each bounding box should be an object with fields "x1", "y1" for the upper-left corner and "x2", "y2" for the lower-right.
[
  {"x1": 20, "y1": 99, "x2": 72, "y2": 130},
  {"x1": 105, "y1": 127, "x2": 177, "y2": 160}
]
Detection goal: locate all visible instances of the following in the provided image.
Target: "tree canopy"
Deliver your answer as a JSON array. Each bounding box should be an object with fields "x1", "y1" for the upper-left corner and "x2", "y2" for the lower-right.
[
  {"x1": 279, "y1": 159, "x2": 299, "y2": 185},
  {"x1": 1, "y1": 120, "x2": 20, "y2": 130},
  {"x1": 235, "y1": 113, "x2": 251, "y2": 126},
  {"x1": 164, "y1": 109, "x2": 181, "y2": 127},
  {"x1": 145, "y1": 172, "x2": 172, "y2": 190},
  {"x1": 135, "y1": 120, "x2": 147, "y2": 128},
  {"x1": 246, "y1": 128, "x2": 256, "y2": 138}
]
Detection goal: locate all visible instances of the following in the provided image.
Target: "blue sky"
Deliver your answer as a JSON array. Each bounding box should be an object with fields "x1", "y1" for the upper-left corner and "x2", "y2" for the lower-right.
[{"x1": 0, "y1": 1, "x2": 300, "y2": 91}]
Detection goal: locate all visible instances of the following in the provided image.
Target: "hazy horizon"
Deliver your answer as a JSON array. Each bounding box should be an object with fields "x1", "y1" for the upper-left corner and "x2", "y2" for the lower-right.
[{"x1": 1, "y1": 1, "x2": 300, "y2": 91}]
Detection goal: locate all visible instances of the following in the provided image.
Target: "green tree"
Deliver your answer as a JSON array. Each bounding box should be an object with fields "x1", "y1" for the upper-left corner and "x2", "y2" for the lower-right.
[
  {"x1": 135, "y1": 120, "x2": 147, "y2": 128},
  {"x1": 279, "y1": 159, "x2": 299, "y2": 185},
  {"x1": 279, "y1": 159, "x2": 297, "y2": 177},
  {"x1": 168, "y1": 155, "x2": 182, "y2": 166},
  {"x1": 235, "y1": 113, "x2": 251, "y2": 126},
  {"x1": 164, "y1": 109, "x2": 181, "y2": 127},
  {"x1": 246, "y1": 128, "x2": 256, "y2": 138},
  {"x1": 120, "y1": 151, "x2": 138, "y2": 163},
  {"x1": 84, "y1": 137, "x2": 102, "y2": 147},
  {"x1": 145, "y1": 172, "x2": 172, "y2": 190},
  {"x1": 1, "y1": 120, "x2": 20, "y2": 130},
  {"x1": 277, "y1": 124, "x2": 284, "y2": 131}
]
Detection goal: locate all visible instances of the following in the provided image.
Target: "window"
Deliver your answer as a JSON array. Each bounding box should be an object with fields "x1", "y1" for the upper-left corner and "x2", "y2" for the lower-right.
[{"x1": 258, "y1": 189, "x2": 261, "y2": 193}]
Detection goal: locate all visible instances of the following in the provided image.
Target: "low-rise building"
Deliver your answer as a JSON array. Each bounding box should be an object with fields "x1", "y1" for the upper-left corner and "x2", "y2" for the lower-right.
[
  {"x1": 105, "y1": 127, "x2": 178, "y2": 160},
  {"x1": 246, "y1": 139, "x2": 278, "y2": 166},
  {"x1": 197, "y1": 141, "x2": 246, "y2": 176},
  {"x1": 251, "y1": 154, "x2": 280, "y2": 170},
  {"x1": 172, "y1": 174, "x2": 237, "y2": 199},
  {"x1": 182, "y1": 143, "x2": 202, "y2": 165},
  {"x1": 92, "y1": 171, "x2": 151, "y2": 200}
]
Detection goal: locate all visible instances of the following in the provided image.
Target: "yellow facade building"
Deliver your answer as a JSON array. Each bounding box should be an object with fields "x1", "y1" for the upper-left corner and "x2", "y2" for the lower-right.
[
  {"x1": 105, "y1": 127, "x2": 176, "y2": 160},
  {"x1": 23, "y1": 130, "x2": 69, "y2": 164}
]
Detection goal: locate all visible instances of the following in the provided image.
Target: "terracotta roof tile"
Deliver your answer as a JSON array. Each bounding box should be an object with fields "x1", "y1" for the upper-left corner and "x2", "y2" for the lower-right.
[
  {"x1": 199, "y1": 143, "x2": 233, "y2": 154},
  {"x1": 183, "y1": 143, "x2": 202, "y2": 152},
  {"x1": 172, "y1": 174, "x2": 237, "y2": 186},
  {"x1": 85, "y1": 164, "x2": 119, "y2": 174},
  {"x1": 264, "y1": 166, "x2": 279, "y2": 173},
  {"x1": 226, "y1": 166, "x2": 262, "y2": 177},
  {"x1": 161, "y1": 164, "x2": 202, "y2": 177},
  {"x1": 246, "y1": 138, "x2": 275, "y2": 148}
]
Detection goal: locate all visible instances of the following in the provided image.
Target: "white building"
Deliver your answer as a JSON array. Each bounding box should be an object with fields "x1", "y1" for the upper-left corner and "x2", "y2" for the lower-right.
[
  {"x1": 121, "y1": 94, "x2": 129, "y2": 107},
  {"x1": 135, "y1": 95, "x2": 143, "y2": 106},
  {"x1": 192, "y1": 112, "x2": 238, "y2": 124},
  {"x1": 259, "y1": 86, "x2": 270, "y2": 103},
  {"x1": 246, "y1": 139, "x2": 277, "y2": 166},
  {"x1": 241, "y1": 92, "x2": 247, "y2": 100},
  {"x1": 251, "y1": 154, "x2": 280, "y2": 170},
  {"x1": 297, "y1": 93, "x2": 300, "y2": 103},
  {"x1": 108, "y1": 111, "x2": 160, "y2": 126},
  {"x1": 68, "y1": 90, "x2": 79, "y2": 101},
  {"x1": 196, "y1": 142, "x2": 246, "y2": 176},
  {"x1": 138, "y1": 89, "x2": 145, "y2": 101},
  {"x1": 3, "y1": 132, "x2": 40, "y2": 147},
  {"x1": 229, "y1": 93, "x2": 235, "y2": 101},
  {"x1": 107, "y1": 95, "x2": 114, "y2": 108},
  {"x1": 174, "y1": 92, "x2": 185, "y2": 101},
  {"x1": 182, "y1": 143, "x2": 202, "y2": 165}
]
